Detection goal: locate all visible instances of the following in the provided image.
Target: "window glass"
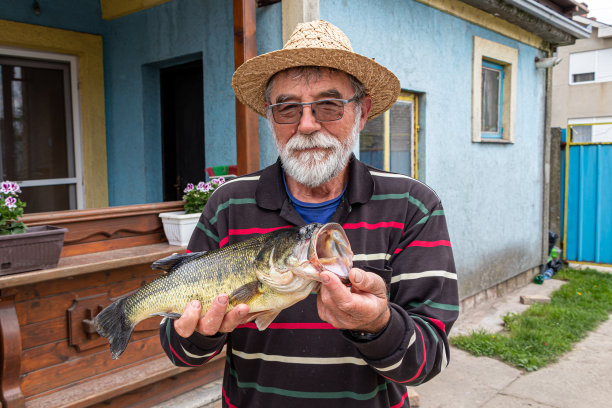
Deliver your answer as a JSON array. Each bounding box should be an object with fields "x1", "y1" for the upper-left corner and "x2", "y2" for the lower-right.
[
  {"x1": 359, "y1": 115, "x2": 384, "y2": 170},
  {"x1": 0, "y1": 56, "x2": 76, "y2": 212},
  {"x1": 481, "y1": 61, "x2": 503, "y2": 137},
  {"x1": 389, "y1": 101, "x2": 413, "y2": 176}
]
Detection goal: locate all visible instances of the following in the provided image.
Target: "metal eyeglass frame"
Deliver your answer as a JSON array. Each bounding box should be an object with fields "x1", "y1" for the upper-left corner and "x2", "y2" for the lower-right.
[{"x1": 267, "y1": 94, "x2": 360, "y2": 124}]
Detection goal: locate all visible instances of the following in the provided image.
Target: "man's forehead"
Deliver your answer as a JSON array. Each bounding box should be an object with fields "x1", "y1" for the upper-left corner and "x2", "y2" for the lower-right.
[{"x1": 269, "y1": 68, "x2": 352, "y2": 99}]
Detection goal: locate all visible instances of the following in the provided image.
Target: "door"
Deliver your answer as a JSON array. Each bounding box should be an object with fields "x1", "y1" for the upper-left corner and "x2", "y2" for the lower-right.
[
  {"x1": 160, "y1": 60, "x2": 205, "y2": 201},
  {"x1": 562, "y1": 121, "x2": 612, "y2": 266}
]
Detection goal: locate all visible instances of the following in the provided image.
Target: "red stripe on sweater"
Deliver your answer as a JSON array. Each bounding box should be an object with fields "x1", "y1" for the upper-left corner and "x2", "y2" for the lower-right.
[
  {"x1": 429, "y1": 317, "x2": 446, "y2": 333},
  {"x1": 219, "y1": 225, "x2": 293, "y2": 248},
  {"x1": 343, "y1": 221, "x2": 404, "y2": 230},
  {"x1": 394, "y1": 240, "x2": 452, "y2": 254},
  {"x1": 390, "y1": 390, "x2": 409, "y2": 408},
  {"x1": 236, "y1": 322, "x2": 336, "y2": 330},
  {"x1": 378, "y1": 325, "x2": 426, "y2": 384},
  {"x1": 222, "y1": 387, "x2": 237, "y2": 408}
]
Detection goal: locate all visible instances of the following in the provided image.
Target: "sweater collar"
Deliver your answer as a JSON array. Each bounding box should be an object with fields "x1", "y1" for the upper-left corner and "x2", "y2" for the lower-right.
[{"x1": 255, "y1": 154, "x2": 374, "y2": 211}]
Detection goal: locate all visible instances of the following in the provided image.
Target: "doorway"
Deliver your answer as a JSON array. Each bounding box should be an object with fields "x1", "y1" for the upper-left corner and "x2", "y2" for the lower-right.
[{"x1": 160, "y1": 60, "x2": 205, "y2": 201}]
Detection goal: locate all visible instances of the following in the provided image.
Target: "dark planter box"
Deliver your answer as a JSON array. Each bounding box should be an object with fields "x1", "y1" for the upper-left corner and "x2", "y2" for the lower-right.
[{"x1": 0, "y1": 225, "x2": 68, "y2": 275}]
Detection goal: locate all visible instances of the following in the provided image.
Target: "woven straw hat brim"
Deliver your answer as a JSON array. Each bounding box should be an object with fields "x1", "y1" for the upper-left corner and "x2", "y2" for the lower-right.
[{"x1": 232, "y1": 47, "x2": 400, "y2": 121}]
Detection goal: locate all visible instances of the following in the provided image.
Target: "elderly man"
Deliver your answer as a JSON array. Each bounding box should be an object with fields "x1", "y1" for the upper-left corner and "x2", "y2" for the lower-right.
[{"x1": 160, "y1": 20, "x2": 458, "y2": 407}]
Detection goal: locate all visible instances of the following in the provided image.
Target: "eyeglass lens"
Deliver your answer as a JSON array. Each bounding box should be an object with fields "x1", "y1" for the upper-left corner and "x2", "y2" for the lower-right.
[{"x1": 272, "y1": 100, "x2": 345, "y2": 124}]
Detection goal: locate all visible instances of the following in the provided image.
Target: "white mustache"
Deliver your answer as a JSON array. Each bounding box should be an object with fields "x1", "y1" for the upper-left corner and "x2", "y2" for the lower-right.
[{"x1": 285, "y1": 132, "x2": 341, "y2": 152}]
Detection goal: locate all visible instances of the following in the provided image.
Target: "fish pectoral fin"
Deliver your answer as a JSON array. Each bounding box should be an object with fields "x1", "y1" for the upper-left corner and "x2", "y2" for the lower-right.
[
  {"x1": 151, "y1": 252, "x2": 204, "y2": 273},
  {"x1": 150, "y1": 312, "x2": 182, "y2": 319},
  {"x1": 229, "y1": 281, "x2": 261, "y2": 306},
  {"x1": 254, "y1": 310, "x2": 281, "y2": 330}
]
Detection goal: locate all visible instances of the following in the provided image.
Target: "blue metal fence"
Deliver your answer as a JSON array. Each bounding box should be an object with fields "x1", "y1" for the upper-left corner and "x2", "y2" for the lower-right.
[{"x1": 562, "y1": 125, "x2": 612, "y2": 266}]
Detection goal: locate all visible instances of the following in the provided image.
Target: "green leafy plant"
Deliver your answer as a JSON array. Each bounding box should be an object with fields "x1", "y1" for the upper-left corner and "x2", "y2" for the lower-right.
[
  {"x1": 451, "y1": 268, "x2": 612, "y2": 371},
  {"x1": 0, "y1": 181, "x2": 27, "y2": 235},
  {"x1": 183, "y1": 178, "x2": 226, "y2": 214}
]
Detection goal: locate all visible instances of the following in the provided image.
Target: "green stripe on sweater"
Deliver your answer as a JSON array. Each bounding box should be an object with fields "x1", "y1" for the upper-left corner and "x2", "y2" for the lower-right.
[
  {"x1": 210, "y1": 198, "x2": 257, "y2": 225},
  {"x1": 196, "y1": 222, "x2": 220, "y2": 243},
  {"x1": 228, "y1": 365, "x2": 387, "y2": 400},
  {"x1": 409, "y1": 299, "x2": 459, "y2": 311},
  {"x1": 371, "y1": 193, "x2": 428, "y2": 214},
  {"x1": 416, "y1": 210, "x2": 445, "y2": 225}
]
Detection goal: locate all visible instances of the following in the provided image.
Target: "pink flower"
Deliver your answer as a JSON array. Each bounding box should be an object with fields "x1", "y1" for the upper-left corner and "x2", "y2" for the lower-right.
[
  {"x1": 1, "y1": 182, "x2": 11, "y2": 194},
  {"x1": 184, "y1": 183, "x2": 194, "y2": 193},
  {"x1": 217, "y1": 177, "x2": 225, "y2": 185},
  {"x1": 9, "y1": 182, "x2": 20, "y2": 193},
  {"x1": 5, "y1": 196, "x2": 16, "y2": 209}
]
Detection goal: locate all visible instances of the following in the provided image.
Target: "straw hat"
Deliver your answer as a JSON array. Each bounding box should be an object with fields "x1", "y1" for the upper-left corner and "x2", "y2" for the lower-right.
[{"x1": 232, "y1": 20, "x2": 400, "y2": 121}]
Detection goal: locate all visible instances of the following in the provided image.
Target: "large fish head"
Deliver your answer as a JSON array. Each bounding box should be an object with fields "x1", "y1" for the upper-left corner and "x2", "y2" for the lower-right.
[{"x1": 290, "y1": 223, "x2": 353, "y2": 284}]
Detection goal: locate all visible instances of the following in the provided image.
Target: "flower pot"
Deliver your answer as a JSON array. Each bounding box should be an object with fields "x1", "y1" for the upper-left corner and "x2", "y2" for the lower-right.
[
  {"x1": 0, "y1": 225, "x2": 68, "y2": 275},
  {"x1": 159, "y1": 211, "x2": 201, "y2": 246}
]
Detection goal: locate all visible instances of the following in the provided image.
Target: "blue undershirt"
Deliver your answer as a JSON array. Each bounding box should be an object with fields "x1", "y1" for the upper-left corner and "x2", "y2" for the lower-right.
[{"x1": 282, "y1": 172, "x2": 347, "y2": 224}]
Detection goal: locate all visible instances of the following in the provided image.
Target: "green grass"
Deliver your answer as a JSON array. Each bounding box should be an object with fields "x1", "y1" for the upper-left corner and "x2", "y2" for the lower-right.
[{"x1": 451, "y1": 268, "x2": 612, "y2": 371}]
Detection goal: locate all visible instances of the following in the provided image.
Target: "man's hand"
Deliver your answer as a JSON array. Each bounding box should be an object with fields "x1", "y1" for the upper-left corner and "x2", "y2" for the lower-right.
[
  {"x1": 317, "y1": 268, "x2": 390, "y2": 333},
  {"x1": 174, "y1": 295, "x2": 252, "y2": 338}
]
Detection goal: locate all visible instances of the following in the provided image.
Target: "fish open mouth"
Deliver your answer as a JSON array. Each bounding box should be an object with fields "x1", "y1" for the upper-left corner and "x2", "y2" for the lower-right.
[{"x1": 308, "y1": 223, "x2": 353, "y2": 283}]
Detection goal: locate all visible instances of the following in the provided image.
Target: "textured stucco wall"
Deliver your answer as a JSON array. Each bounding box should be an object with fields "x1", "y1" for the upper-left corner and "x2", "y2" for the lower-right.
[
  {"x1": 104, "y1": 0, "x2": 235, "y2": 205},
  {"x1": 314, "y1": 0, "x2": 548, "y2": 298}
]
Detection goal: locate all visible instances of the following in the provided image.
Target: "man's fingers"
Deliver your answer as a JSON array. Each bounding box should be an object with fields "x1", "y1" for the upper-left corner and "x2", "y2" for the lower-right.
[
  {"x1": 349, "y1": 269, "x2": 387, "y2": 297},
  {"x1": 217, "y1": 304, "x2": 250, "y2": 333},
  {"x1": 320, "y1": 271, "x2": 352, "y2": 307},
  {"x1": 174, "y1": 300, "x2": 202, "y2": 338},
  {"x1": 195, "y1": 294, "x2": 229, "y2": 336}
]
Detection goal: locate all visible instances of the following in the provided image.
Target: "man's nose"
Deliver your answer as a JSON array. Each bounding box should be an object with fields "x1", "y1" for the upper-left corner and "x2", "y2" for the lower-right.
[{"x1": 297, "y1": 105, "x2": 321, "y2": 134}]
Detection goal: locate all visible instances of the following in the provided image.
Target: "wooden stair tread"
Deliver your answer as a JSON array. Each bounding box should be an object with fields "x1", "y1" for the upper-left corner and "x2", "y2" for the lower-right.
[{"x1": 25, "y1": 354, "x2": 223, "y2": 408}]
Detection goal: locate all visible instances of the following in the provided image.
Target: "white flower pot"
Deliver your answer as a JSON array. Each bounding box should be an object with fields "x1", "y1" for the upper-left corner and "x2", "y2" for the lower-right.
[{"x1": 159, "y1": 211, "x2": 201, "y2": 246}]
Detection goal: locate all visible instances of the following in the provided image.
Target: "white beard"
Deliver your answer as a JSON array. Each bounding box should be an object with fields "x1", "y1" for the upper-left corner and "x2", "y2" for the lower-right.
[{"x1": 271, "y1": 107, "x2": 361, "y2": 188}]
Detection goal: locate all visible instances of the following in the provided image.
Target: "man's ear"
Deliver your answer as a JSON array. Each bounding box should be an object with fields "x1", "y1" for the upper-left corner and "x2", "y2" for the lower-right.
[{"x1": 359, "y1": 95, "x2": 373, "y2": 130}]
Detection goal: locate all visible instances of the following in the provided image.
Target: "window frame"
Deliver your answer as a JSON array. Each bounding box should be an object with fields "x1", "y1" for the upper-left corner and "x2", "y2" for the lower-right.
[
  {"x1": 0, "y1": 47, "x2": 85, "y2": 210},
  {"x1": 358, "y1": 92, "x2": 419, "y2": 178},
  {"x1": 472, "y1": 36, "x2": 518, "y2": 144},
  {"x1": 568, "y1": 48, "x2": 612, "y2": 85}
]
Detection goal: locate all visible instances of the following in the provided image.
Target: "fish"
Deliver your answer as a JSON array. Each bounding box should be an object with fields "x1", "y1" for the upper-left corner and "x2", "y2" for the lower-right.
[{"x1": 94, "y1": 222, "x2": 353, "y2": 359}]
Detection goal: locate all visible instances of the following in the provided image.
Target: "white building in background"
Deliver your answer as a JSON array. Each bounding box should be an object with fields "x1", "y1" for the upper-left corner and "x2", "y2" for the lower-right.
[{"x1": 552, "y1": 15, "x2": 612, "y2": 141}]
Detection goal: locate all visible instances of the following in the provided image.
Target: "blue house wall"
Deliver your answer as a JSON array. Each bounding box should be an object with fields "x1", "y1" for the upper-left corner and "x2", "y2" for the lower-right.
[
  {"x1": 1, "y1": 0, "x2": 551, "y2": 298},
  {"x1": 311, "y1": 0, "x2": 548, "y2": 297}
]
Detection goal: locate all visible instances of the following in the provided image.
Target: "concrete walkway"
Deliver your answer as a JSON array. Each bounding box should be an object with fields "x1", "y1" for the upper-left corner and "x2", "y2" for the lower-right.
[{"x1": 415, "y1": 277, "x2": 612, "y2": 408}]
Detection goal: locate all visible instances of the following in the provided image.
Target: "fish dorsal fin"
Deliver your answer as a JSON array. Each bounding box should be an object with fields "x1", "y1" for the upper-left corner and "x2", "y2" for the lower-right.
[
  {"x1": 151, "y1": 252, "x2": 204, "y2": 273},
  {"x1": 229, "y1": 281, "x2": 261, "y2": 306}
]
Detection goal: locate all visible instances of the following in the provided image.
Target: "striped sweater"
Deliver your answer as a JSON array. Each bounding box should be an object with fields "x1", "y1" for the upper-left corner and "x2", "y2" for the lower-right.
[{"x1": 160, "y1": 156, "x2": 459, "y2": 407}]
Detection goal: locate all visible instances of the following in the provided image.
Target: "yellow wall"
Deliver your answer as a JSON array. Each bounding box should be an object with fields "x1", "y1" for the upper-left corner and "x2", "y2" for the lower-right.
[
  {"x1": 0, "y1": 19, "x2": 109, "y2": 208},
  {"x1": 101, "y1": 0, "x2": 172, "y2": 20}
]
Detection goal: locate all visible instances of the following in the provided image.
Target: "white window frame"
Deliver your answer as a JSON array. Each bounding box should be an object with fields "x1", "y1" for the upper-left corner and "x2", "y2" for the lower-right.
[
  {"x1": 568, "y1": 49, "x2": 612, "y2": 85},
  {"x1": 472, "y1": 36, "x2": 518, "y2": 143},
  {"x1": 0, "y1": 46, "x2": 84, "y2": 209}
]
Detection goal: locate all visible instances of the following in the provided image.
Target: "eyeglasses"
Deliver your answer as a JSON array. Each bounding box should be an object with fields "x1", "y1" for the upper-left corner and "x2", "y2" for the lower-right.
[{"x1": 267, "y1": 95, "x2": 360, "y2": 124}]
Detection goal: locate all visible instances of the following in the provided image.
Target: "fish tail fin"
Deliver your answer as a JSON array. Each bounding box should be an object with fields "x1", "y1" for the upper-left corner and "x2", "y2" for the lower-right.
[{"x1": 94, "y1": 298, "x2": 134, "y2": 360}]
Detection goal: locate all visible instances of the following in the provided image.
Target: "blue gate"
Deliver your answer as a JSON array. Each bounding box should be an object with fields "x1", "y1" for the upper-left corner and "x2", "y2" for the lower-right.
[{"x1": 562, "y1": 124, "x2": 612, "y2": 266}]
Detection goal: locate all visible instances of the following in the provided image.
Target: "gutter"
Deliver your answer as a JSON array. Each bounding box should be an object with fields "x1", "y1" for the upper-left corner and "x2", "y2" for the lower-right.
[{"x1": 505, "y1": 0, "x2": 591, "y2": 39}]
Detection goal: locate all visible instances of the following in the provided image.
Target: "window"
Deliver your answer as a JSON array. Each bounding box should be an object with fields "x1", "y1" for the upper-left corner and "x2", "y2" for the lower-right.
[
  {"x1": 0, "y1": 50, "x2": 83, "y2": 213},
  {"x1": 569, "y1": 49, "x2": 612, "y2": 84},
  {"x1": 472, "y1": 36, "x2": 517, "y2": 143},
  {"x1": 481, "y1": 60, "x2": 504, "y2": 138},
  {"x1": 568, "y1": 117, "x2": 612, "y2": 143},
  {"x1": 359, "y1": 92, "x2": 418, "y2": 177}
]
